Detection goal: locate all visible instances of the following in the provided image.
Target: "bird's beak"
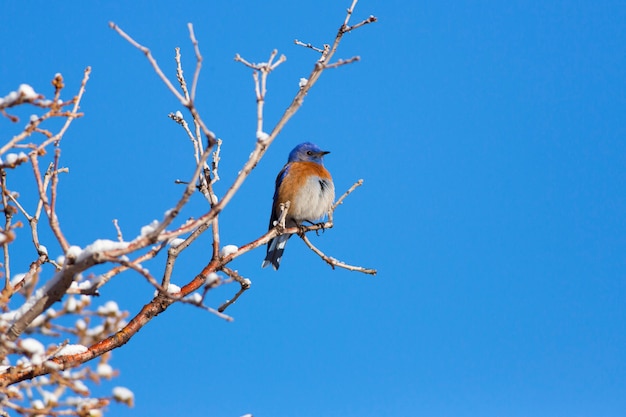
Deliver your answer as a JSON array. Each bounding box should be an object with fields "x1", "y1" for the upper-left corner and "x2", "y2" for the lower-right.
[{"x1": 319, "y1": 150, "x2": 330, "y2": 156}]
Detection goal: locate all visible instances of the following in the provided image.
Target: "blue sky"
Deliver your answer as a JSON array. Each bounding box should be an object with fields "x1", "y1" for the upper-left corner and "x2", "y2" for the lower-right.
[{"x1": 2, "y1": 1, "x2": 626, "y2": 416}]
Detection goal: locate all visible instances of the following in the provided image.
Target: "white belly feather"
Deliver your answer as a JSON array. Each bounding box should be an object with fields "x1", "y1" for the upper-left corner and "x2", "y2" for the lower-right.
[{"x1": 289, "y1": 176, "x2": 335, "y2": 222}]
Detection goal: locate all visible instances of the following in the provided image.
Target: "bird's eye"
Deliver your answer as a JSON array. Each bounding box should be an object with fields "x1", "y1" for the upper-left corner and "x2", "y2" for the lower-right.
[{"x1": 306, "y1": 151, "x2": 313, "y2": 156}]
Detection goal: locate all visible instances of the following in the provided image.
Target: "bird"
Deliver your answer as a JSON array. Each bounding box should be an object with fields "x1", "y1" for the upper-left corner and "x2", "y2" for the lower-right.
[{"x1": 262, "y1": 142, "x2": 335, "y2": 270}]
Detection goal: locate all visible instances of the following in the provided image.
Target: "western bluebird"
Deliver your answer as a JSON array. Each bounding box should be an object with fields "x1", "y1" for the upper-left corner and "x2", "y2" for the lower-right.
[{"x1": 262, "y1": 142, "x2": 335, "y2": 270}]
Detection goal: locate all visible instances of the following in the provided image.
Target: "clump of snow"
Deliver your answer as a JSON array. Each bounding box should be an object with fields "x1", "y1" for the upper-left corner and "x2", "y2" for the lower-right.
[
  {"x1": 28, "y1": 314, "x2": 46, "y2": 329},
  {"x1": 0, "y1": 85, "x2": 39, "y2": 106},
  {"x1": 56, "y1": 344, "x2": 88, "y2": 356},
  {"x1": 169, "y1": 238, "x2": 185, "y2": 248},
  {"x1": 97, "y1": 301, "x2": 119, "y2": 315},
  {"x1": 42, "y1": 390, "x2": 58, "y2": 406},
  {"x1": 299, "y1": 77, "x2": 308, "y2": 88},
  {"x1": 10, "y1": 273, "x2": 26, "y2": 287},
  {"x1": 167, "y1": 284, "x2": 180, "y2": 294},
  {"x1": 112, "y1": 386, "x2": 134, "y2": 407},
  {"x1": 2, "y1": 91, "x2": 18, "y2": 105},
  {"x1": 140, "y1": 220, "x2": 160, "y2": 237},
  {"x1": 77, "y1": 239, "x2": 129, "y2": 262},
  {"x1": 74, "y1": 380, "x2": 89, "y2": 394},
  {"x1": 205, "y1": 272, "x2": 219, "y2": 286},
  {"x1": 86, "y1": 324, "x2": 105, "y2": 337},
  {"x1": 65, "y1": 296, "x2": 77, "y2": 312},
  {"x1": 175, "y1": 110, "x2": 183, "y2": 119},
  {"x1": 69, "y1": 275, "x2": 101, "y2": 292},
  {"x1": 32, "y1": 399, "x2": 45, "y2": 409},
  {"x1": 75, "y1": 319, "x2": 87, "y2": 331},
  {"x1": 5, "y1": 153, "x2": 19, "y2": 165},
  {"x1": 186, "y1": 292, "x2": 202, "y2": 304},
  {"x1": 154, "y1": 283, "x2": 181, "y2": 297},
  {"x1": 220, "y1": 245, "x2": 238, "y2": 257},
  {"x1": 256, "y1": 131, "x2": 270, "y2": 142},
  {"x1": 18, "y1": 84, "x2": 38, "y2": 100},
  {"x1": 44, "y1": 360, "x2": 62, "y2": 370},
  {"x1": 97, "y1": 363, "x2": 114, "y2": 378},
  {"x1": 38, "y1": 245, "x2": 48, "y2": 255},
  {"x1": 65, "y1": 245, "x2": 83, "y2": 261},
  {"x1": 19, "y1": 338, "x2": 45, "y2": 355}
]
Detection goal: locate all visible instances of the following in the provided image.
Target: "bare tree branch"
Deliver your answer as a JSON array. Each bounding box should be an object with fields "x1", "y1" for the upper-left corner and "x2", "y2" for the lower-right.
[{"x1": 0, "y1": 4, "x2": 377, "y2": 408}]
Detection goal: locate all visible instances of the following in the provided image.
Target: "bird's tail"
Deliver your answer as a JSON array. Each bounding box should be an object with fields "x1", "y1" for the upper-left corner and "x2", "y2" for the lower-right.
[{"x1": 262, "y1": 234, "x2": 290, "y2": 270}]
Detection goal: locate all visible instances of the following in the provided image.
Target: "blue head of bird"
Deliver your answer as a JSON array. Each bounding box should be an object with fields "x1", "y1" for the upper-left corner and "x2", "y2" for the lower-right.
[{"x1": 287, "y1": 142, "x2": 330, "y2": 164}]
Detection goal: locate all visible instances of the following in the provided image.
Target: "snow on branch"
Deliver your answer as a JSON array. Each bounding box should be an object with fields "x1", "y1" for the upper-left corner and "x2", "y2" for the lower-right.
[{"x1": 0, "y1": 1, "x2": 377, "y2": 415}]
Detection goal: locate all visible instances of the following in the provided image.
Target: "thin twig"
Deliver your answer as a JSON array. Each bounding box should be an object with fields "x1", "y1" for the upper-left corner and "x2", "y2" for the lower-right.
[
  {"x1": 235, "y1": 49, "x2": 286, "y2": 138},
  {"x1": 187, "y1": 23, "x2": 203, "y2": 101},
  {"x1": 29, "y1": 155, "x2": 69, "y2": 251},
  {"x1": 38, "y1": 68, "x2": 90, "y2": 150},
  {"x1": 109, "y1": 22, "x2": 216, "y2": 146},
  {"x1": 0, "y1": 2, "x2": 376, "y2": 388},
  {"x1": 112, "y1": 219, "x2": 124, "y2": 242},
  {"x1": 332, "y1": 179, "x2": 363, "y2": 210},
  {"x1": 48, "y1": 148, "x2": 68, "y2": 252},
  {"x1": 78, "y1": 241, "x2": 168, "y2": 293},
  {"x1": 343, "y1": 15, "x2": 377, "y2": 33},
  {"x1": 217, "y1": 267, "x2": 251, "y2": 312},
  {"x1": 210, "y1": 138, "x2": 222, "y2": 186},
  {"x1": 109, "y1": 23, "x2": 186, "y2": 103},
  {"x1": 300, "y1": 234, "x2": 376, "y2": 275},
  {"x1": 323, "y1": 56, "x2": 361, "y2": 69},
  {"x1": 175, "y1": 47, "x2": 190, "y2": 100},
  {"x1": 294, "y1": 39, "x2": 325, "y2": 53}
]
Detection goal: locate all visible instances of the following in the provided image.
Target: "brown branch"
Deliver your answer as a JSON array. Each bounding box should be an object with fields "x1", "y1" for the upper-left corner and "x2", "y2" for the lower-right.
[
  {"x1": 0, "y1": 259, "x2": 219, "y2": 386},
  {"x1": 0, "y1": 251, "x2": 104, "y2": 358},
  {"x1": 0, "y1": 2, "x2": 376, "y2": 388}
]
